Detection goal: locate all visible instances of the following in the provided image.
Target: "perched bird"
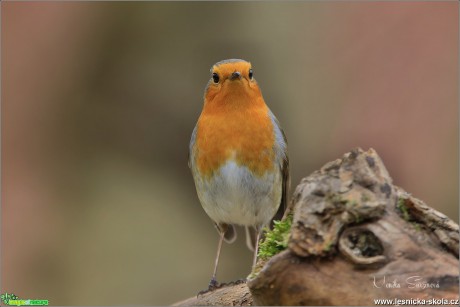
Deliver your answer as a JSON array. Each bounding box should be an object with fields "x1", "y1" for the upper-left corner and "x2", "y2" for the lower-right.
[{"x1": 189, "y1": 59, "x2": 289, "y2": 288}]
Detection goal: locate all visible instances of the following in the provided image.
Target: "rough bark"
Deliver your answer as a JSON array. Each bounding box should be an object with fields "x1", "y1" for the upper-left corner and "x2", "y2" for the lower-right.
[
  {"x1": 173, "y1": 282, "x2": 252, "y2": 306},
  {"x1": 174, "y1": 148, "x2": 459, "y2": 306}
]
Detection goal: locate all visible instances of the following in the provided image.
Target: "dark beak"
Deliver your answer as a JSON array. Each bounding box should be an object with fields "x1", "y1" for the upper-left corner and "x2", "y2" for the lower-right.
[{"x1": 230, "y1": 71, "x2": 241, "y2": 80}]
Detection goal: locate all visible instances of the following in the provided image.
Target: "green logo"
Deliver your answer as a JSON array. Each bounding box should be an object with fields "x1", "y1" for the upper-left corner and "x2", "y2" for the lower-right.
[{"x1": 1, "y1": 293, "x2": 48, "y2": 306}]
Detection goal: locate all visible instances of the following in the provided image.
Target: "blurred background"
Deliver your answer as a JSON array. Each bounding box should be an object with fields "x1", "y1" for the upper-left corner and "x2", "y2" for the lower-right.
[{"x1": 2, "y1": 1, "x2": 458, "y2": 305}]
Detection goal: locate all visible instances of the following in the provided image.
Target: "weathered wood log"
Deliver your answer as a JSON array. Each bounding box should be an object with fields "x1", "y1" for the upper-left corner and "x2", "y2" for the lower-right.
[{"x1": 174, "y1": 148, "x2": 459, "y2": 306}]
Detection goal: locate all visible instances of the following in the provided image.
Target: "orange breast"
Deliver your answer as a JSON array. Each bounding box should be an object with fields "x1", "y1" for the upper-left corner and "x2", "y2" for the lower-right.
[{"x1": 195, "y1": 101, "x2": 275, "y2": 179}]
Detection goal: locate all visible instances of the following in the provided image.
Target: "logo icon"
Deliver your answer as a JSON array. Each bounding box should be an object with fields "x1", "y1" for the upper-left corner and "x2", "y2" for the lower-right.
[{"x1": 0, "y1": 293, "x2": 48, "y2": 306}]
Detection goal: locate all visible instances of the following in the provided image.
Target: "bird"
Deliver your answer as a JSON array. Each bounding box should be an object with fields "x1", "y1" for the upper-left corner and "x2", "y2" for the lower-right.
[{"x1": 188, "y1": 59, "x2": 289, "y2": 289}]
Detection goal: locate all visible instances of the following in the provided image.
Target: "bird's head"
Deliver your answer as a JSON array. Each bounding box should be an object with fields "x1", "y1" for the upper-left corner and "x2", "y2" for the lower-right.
[{"x1": 204, "y1": 59, "x2": 262, "y2": 107}]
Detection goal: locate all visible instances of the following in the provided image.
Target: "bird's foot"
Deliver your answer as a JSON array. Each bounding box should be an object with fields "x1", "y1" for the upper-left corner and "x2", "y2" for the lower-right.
[
  {"x1": 196, "y1": 278, "x2": 247, "y2": 296},
  {"x1": 208, "y1": 278, "x2": 220, "y2": 290},
  {"x1": 223, "y1": 278, "x2": 247, "y2": 286},
  {"x1": 197, "y1": 278, "x2": 220, "y2": 296}
]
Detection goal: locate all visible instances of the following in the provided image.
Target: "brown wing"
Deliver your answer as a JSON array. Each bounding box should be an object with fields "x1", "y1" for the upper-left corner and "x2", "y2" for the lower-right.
[{"x1": 272, "y1": 127, "x2": 290, "y2": 223}]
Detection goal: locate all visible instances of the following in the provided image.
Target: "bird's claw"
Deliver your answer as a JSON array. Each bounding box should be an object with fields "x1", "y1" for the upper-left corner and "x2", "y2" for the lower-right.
[
  {"x1": 197, "y1": 278, "x2": 248, "y2": 297},
  {"x1": 209, "y1": 278, "x2": 219, "y2": 289},
  {"x1": 197, "y1": 278, "x2": 220, "y2": 296}
]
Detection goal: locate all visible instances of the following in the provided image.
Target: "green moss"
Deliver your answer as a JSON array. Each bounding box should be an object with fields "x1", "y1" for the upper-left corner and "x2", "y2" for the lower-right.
[
  {"x1": 354, "y1": 214, "x2": 363, "y2": 224},
  {"x1": 324, "y1": 240, "x2": 334, "y2": 252},
  {"x1": 329, "y1": 194, "x2": 346, "y2": 204},
  {"x1": 397, "y1": 197, "x2": 411, "y2": 221},
  {"x1": 361, "y1": 193, "x2": 370, "y2": 202},
  {"x1": 258, "y1": 214, "x2": 293, "y2": 260},
  {"x1": 348, "y1": 200, "x2": 358, "y2": 207}
]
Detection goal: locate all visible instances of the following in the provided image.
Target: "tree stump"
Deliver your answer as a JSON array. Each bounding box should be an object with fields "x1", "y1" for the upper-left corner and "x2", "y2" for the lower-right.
[{"x1": 174, "y1": 148, "x2": 459, "y2": 306}]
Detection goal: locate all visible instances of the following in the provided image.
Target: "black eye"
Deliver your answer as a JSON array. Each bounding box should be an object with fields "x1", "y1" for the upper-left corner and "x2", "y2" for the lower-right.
[
  {"x1": 249, "y1": 69, "x2": 253, "y2": 80},
  {"x1": 212, "y1": 73, "x2": 219, "y2": 84}
]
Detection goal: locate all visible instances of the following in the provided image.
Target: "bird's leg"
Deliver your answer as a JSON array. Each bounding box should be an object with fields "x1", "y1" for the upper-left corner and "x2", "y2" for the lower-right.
[
  {"x1": 252, "y1": 226, "x2": 261, "y2": 271},
  {"x1": 209, "y1": 226, "x2": 225, "y2": 290}
]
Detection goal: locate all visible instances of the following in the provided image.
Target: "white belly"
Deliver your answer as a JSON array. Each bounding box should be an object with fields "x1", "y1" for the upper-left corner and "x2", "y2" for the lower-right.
[{"x1": 194, "y1": 160, "x2": 282, "y2": 227}]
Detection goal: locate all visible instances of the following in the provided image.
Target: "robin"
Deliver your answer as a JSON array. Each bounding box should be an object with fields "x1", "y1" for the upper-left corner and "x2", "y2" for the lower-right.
[{"x1": 189, "y1": 59, "x2": 289, "y2": 288}]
